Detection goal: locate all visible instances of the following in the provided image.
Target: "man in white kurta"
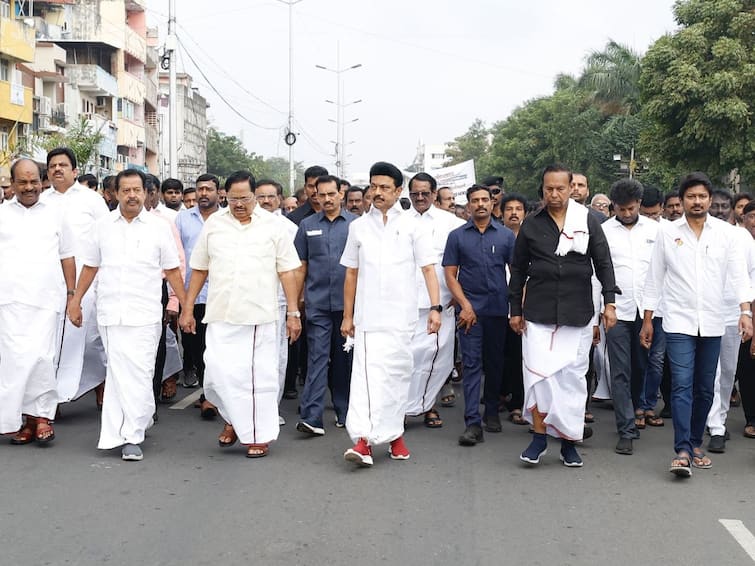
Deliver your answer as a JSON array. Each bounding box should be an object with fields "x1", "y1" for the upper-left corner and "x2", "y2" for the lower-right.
[
  {"x1": 68, "y1": 169, "x2": 185, "y2": 461},
  {"x1": 0, "y1": 159, "x2": 75, "y2": 444},
  {"x1": 42, "y1": 148, "x2": 109, "y2": 406},
  {"x1": 404, "y1": 173, "x2": 464, "y2": 425},
  {"x1": 340, "y1": 162, "x2": 441, "y2": 467},
  {"x1": 180, "y1": 172, "x2": 301, "y2": 458}
]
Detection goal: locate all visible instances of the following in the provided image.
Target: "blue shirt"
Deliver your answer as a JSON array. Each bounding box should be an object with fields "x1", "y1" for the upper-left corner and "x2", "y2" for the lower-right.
[
  {"x1": 442, "y1": 218, "x2": 515, "y2": 316},
  {"x1": 295, "y1": 208, "x2": 357, "y2": 314},
  {"x1": 175, "y1": 206, "x2": 214, "y2": 304}
]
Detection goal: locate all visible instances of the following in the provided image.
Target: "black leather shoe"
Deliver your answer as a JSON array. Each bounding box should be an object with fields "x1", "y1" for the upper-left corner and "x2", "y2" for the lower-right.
[
  {"x1": 659, "y1": 405, "x2": 672, "y2": 419},
  {"x1": 458, "y1": 425, "x2": 484, "y2": 446},
  {"x1": 708, "y1": 435, "x2": 726, "y2": 453},
  {"x1": 483, "y1": 414, "x2": 502, "y2": 433},
  {"x1": 283, "y1": 389, "x2": 298, "y2": 400},
  {"x1": 582, "y1": 425, "x2": 593, "y2": 440},
  {"x1": 615, "y1": 437, "x2": 633, "y2": 455}
]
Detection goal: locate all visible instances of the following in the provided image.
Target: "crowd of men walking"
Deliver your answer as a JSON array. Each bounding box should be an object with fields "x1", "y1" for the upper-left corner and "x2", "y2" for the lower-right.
[{"x1": 1, "y1": 147, "x2": 753, "y2": 478}]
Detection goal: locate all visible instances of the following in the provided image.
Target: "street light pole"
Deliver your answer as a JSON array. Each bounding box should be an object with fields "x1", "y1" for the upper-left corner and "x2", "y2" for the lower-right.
[{"x1": 278, "y1": 0, "x2": 303, "y2": 195}]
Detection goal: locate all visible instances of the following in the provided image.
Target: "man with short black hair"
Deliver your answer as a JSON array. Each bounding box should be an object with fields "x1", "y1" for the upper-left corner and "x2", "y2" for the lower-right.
[
  {"x1": 663, "y1": 191, "x2": 683, "y2": 221},
  {"x1": 734, "y1": 193, "x2": 752, "y2": 227},
  {"x1": 68, "y1": 169, "x2": 186, "y2": 461},
  {"x1": 641, "y1": 172, "x2": 752, "y2": 477},
  {"x1": 639, "y1": 186, "x2": 664, "y2": 221},
  {"x1": 159, "y1": 178, "x2": 184, "y2": 219},
  {"x1": 711, "y1": 187, "x2": 735, "y2": 225},
  {"x1": 182, "y1": 187, "x2": 197, "y2": 209},
  {"x1": 341, "y1": 162, "x2": 441, "y2": 466},
  {"x1": 287, "y1": 166, "x2": 329, "y2": 226},
  {"x1": 436, "y1": 186, "x2": 455, "y2": 213},
  {"x1": 345, "y1": 186, "x2": 365, "y2": 216},
  {"x1": 483, "y1": 175, "x2": 504, "y2": 219}
]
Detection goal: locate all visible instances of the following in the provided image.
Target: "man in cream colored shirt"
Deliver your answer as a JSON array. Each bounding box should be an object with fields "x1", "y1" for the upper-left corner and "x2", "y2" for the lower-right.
[{"x1": 180, "y1": 171, "x2": 302, "y2": 459}]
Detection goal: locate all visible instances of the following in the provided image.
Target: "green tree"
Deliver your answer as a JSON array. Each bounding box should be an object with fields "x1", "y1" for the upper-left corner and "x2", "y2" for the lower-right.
[
  {"x1": 579, "y1": 40, "x2": 643, "y2": 115},
  {"x1": 445, "y1": 119, "x2": 490, "y2": 168},
  {"x1": 639, "y1": 0, "x2": 755, "y2": 184},
  {"x1": 39, "y1": 116, "x2": 104, "y2": 172}
]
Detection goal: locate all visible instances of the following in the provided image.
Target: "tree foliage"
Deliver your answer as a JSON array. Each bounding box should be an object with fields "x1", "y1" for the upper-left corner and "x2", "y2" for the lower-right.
[
  {"x1": 640, "y1": 0, "x2": 755, "y2": 183},
  {"x1": 206, "y1": 127, "x2": 303, "y2": 194},
  {"x1": 445, "y1": 119, "x2": 490, "y2": 169},
  {"x1": 40, "y1": 116, "x2": 104, "y2": 172}
]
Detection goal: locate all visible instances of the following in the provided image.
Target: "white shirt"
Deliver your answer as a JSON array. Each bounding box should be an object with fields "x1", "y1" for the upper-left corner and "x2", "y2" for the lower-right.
[
  {"x1": 41, "y1": 182, "x2": 109, "y2": 259},
  {"x1": 81, "y1": 208, "x2": 180, "y2": 326},
  {"x1": 643, "y1": 214, "x2": 752, "y2": 337},
  {"x1": 408, "y1": 205, "x2": 464, "y2": 308},
  {"x1": 0, "y1": 199, "x2": 73, "y2": 313},
  {"x1": 276, "y1": 214, "x2": 299, "y2": 307},
  {"x1": 603, "y1": 215, "x2": 659, "y2": 321},
  {"x1": 723, "y1": 226, "x2": 755, "y2": 326},
  {"x1": 340, "y1": 202, "x2": 436, "y2": 331},
  {"x1": 156, "y1": 202, "x2": 180, "y2": 221},
  {"x1": 190, "y1": 206, "x2": 301, "y2": 326}
]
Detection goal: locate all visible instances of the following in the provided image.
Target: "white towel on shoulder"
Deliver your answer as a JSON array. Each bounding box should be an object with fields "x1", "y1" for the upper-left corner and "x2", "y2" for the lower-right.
[{"x1": 555, "y1": 199, "x2": 589, "y2": 256}]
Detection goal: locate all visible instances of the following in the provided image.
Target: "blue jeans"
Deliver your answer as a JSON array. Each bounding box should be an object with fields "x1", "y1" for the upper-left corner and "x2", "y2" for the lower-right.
[
  {"x1": 640, "y1": 317, "x2": 666, "y2": 412},
  {"x1": 665, "y1": 333, "x2": 721, "y2": 456},
  {"x1": 606, "y1": 317, "x2": 646, "y2": 439},
  {"x1": 458, "y1": 315, "x2": 506, "y2": 427},
  {"x1": 299, "y1": 310, "x2": 352, "y2": 427}
]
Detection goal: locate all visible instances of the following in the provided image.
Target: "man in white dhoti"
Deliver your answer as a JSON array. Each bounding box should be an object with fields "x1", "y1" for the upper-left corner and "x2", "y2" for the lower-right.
[
  {"x1": 509, "y1": 164, "x2": 618, "y2": 468},
  {"x1": 0, "y1": 159, "x2": 75, "y2": 445},
  {"x1": 179, "y1": 171, "x2": 302, "y2": 459},
  {"x1": 68, "y1": 169, "x2": 186, "y2": 462},
  {"x1": 340, "y1": 162, "x2": 441, "y2": 467},
  {"x1": 42, "y1": 147, "x2": 109, "y2": 409},
  {"x1": 405, "y1": 173, "x2": 464, "y2": 429}
]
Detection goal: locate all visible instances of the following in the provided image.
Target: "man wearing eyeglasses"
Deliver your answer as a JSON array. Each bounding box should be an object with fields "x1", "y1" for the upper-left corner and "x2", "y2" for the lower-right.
[
  {"x1": 591, "y1": 194, "x2": 611, "y2": 217},
  {"x1": 404, "y1": 173, "x2": 464, "y2": 430},
  {"x1": 180, "y1": 171, "x2": 302, "y2": 459},
  {"x1": 483, "y1": 176, "x2": 505, "y2": 221}
]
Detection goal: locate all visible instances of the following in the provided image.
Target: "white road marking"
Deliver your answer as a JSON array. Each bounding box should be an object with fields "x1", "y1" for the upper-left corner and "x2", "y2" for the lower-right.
[
  {"x1": 169, "y1": 389, "x2": 204, "y2": 410},
  {"x1": 720, "y1": 519, "x2": 755, "y2": 562}
]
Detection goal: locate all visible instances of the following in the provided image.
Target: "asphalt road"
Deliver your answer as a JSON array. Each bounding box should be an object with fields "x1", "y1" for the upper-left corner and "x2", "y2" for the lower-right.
[{"x1": 2, "y1": 388, "x2": 755, "y2": 566}]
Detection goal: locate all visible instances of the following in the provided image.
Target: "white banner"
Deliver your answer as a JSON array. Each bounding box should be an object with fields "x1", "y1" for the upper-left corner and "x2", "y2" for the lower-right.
[{"x1": 429, "y1": 160, "x2": 476, "y2": 205}]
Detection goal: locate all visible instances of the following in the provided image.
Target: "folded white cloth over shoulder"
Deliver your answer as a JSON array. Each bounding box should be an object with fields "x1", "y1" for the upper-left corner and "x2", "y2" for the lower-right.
[{"x1": 555, "y1": 199, "x2": 589, "y2": 256}]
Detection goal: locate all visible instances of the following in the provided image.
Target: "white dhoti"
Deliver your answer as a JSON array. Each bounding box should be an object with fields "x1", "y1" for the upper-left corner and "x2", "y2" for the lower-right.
[
  {"x1": 204, "y1": 321, "x2": 279, "y2": 445},
  {"x1": 522, "y1": 322, "x2": 592, "y2": 441},
  {"x1": 276, "y1": 303, "x2": 288, "y2": 404},
  {"x1": 162, "y1": 326, "x2": 183, "y2": 381},
  {"x1": 0, "y1": 304, "x2": 59, "y2": 433},
  {"x1": 706, "y1": 325, "x2": 741, "y2": 436},
  {"x1": 406, "y1": 307, "x2": 455, "y2": 416},
  {"x1": 56, "y1": 288, "x2": 107, "y2": 402},
  {"x1": 346, "y1": 326, "x2": 413, "y2": 445},
  {"x1": 97, "y1": 324, "x2": 160, "y2": 449}
]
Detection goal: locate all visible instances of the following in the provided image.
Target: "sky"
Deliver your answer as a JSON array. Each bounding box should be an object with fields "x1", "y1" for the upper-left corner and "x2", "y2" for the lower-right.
[{"x1": 145, "y1": 0, "x2": 679, "y2": 182}]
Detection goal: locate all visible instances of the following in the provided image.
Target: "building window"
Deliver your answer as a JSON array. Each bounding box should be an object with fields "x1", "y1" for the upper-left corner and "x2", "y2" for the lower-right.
[
  {"x1": 118, "y1": 98, "x2": 135, "y2": 121},
  {"x1": 0, "y1": 1, "x2": 10, "y2": 19},
  {"x1": 0, "y1": 59, "x2": 9, "y2": 82},
  {"x1": 0, "y1": 126, "x2": 9, "y2": 151}
]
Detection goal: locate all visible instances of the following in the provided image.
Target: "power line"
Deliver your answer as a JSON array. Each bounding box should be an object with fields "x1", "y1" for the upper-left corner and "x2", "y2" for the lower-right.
[{"x1": 176, "y1": 37, "x2": 280, "y2": 131}]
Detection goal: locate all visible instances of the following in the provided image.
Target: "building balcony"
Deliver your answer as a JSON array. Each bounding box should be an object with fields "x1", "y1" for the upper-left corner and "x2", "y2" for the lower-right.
[
  {"x1": 144, "y1": 77, "x2": 158, "y2": 108},
  {"x1": 0, "y1": 17, "x2": 35, "y2": 63},
  {"x1": 116, "y1": 118, "x2": 144, "y2": 149},
  {"x1": 117, "y1": 70, "x2": 146, "y2": 104},
  {"x1": 124, "y1": 25, "x2": 146, "y2": 63},
  {"x1": 145, "y1": 123, "x2": 158, "y2": 153},
  {"x1": 84, "y1": 113, "x2": 118, "y2": 159},
  {"x1": 0, "y1": 82, "x2": 32, "y2": 123},
  {"x1": 67, "y1": 64, "x2": 118, "y2": 97}
]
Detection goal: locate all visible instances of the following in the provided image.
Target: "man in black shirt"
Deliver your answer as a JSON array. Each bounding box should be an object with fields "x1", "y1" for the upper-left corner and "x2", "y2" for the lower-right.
[
  {"x1": 510, "y1": 164, "x2": 618, "y2": 468},
  {"x1": 286, "y1": 166, "x2": 329, "y2": 226}
]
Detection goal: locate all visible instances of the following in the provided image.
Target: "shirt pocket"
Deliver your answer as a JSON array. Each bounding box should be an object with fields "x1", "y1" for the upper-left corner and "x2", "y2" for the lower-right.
[{"x1": 306, "y1": 230, "x2": 326, "y2": 257}]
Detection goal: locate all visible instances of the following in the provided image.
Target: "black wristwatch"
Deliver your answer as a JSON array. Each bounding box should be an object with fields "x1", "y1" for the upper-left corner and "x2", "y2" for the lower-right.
[{"x1": 430, "y1": 304, "x2": 443, "y2": 312}]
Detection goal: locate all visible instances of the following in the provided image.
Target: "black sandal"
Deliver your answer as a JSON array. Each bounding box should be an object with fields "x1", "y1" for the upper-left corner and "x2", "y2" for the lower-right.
[{"x1": 423, "y1": 410, "x2": 443, "y2": 428}]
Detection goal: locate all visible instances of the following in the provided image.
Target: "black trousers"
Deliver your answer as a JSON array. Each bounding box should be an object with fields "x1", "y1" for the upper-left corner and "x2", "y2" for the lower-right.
[
  {"x1": 736, "y1": 339, "x2": 755, "y2": 424},
  {"x1": 181, "y1": 303, "x2": 207, "y2": 385},
  {"x1": 153, "y1": 281, "x2": 169, "y2": 402}
]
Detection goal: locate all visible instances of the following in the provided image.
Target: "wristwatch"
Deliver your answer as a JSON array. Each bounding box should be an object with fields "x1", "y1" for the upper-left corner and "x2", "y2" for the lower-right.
[
  {"x1": 430, "y1": 304, "x2": 443, "y2": 312},
  {"x1": 286, "y1": 311, "x2": 301, "y2": 318},
  {"x1": 741, "y1": 310, "x2": 752, "y2": 318}
]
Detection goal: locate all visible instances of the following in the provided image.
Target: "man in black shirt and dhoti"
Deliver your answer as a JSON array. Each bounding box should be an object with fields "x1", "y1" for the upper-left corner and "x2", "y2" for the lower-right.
[{"x1": 509, "y1": 164, "x2": 619, "y2": 467}]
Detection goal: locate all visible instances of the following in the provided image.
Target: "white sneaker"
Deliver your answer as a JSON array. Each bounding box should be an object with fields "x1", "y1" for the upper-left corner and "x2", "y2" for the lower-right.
[{"x1": 296, "y1": 421, "x2": 325, "y2": 436}]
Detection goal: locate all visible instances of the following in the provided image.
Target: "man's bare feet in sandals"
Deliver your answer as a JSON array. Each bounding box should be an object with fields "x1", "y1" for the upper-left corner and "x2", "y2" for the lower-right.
[
  {"x1": 35, "y1": 418, "x2": 55, "y2": 444},
  {"x1": 692, "y1": 447, "x2": 712, "y2": 469},
  {"x1": 669, "y1": 452, "x2": 692, "y2": 477},
  {"x1": 218, "y1": 423, "x2": 237, "y2": 447},
  {"x1": 246, "y1": 444, "x2": 269, "y2": 458}
]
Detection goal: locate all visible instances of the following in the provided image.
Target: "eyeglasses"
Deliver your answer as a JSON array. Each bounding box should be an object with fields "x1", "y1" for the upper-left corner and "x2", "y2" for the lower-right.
[
  {"x1": 409, "y1": 191, "x2": 432, "y2": 199},
  {"x1": 227, "y1": 196, "x2": 254, "y2": 204},
  {"x1": 490, "y1": 188, "x2": 502, "y2": 195},
  {"x1": 593, "y1": 202, "x2": 609, "y2": 209}
]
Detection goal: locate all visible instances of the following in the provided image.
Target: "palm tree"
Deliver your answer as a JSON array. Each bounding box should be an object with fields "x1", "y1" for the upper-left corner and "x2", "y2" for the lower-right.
[{"x1": 579, "y1": 40, "x2": 642, "y2": 115}]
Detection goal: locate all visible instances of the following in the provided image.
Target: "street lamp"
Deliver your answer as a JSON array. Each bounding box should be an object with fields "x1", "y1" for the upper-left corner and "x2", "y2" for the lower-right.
[{"x1": 277, "y1": 0, "x2": 304, "y2": 194}]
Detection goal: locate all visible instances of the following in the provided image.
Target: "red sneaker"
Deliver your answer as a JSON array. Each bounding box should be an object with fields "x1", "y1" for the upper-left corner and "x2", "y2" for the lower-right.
[
  {"x1": 389, "y1": 436, "x2": 411, "y2": 460},
  {"x1": 344, "y1": 438, "x2": 373, "y2": 467}
]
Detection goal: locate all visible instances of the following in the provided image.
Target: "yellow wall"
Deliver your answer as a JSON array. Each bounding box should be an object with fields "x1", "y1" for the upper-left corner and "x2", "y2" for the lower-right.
[
  {"x1": 0, "y1": 18, "x2": 35, "y2": 63},
  {"x1": 0, "y1": 81, "x2": 33, "y2": 123}
]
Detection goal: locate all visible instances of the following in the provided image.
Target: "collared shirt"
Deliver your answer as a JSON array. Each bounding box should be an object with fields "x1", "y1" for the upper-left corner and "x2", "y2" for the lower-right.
[
  {"x1": 0, "y1": 199, "x2": 73, "y2": 313},
  {"x1": 509, "y1": 204, "x2": 619, "y2": 327},
  {"x1": 175, "y1": 205, "x2": 216, "y2": 304},
  {"x1": 340, "y1": 202, "x2": 436, "y2": 331},
  {"x1": 643, "y1": 214, "x2": 752, "y2": 337},
  {"x1": 286, "y1": 200, "x2": 316, "y2": 226},
  {"x1": 442, "y1": 217, "x2": 516, "y2": 316},
  {"x1": 150, "y1": 208, "x2": 186, "y2": 313},
  {"x1": 155, "y1": 202, "x2": 181, "y2": 221},
  {"x1": 723, "y1": 227, "x2": 755, "y2": 326},
  {"x1": 275, "y1": 214, "x2": 299, "y2": 307},
  {"x1": 190, "y1": 206, "x2": 301, "y2": 325},
  {"x1": 41, "y1": 182, "x2": 109, "y2": 259},
  {"x1": 81, "y1": 208, "x2": 180, "y2": 326},
  {"x1": 295, "y1": 208, "x2": 357, "y2": 313},
  {"x1": 410, "y1": 206, "x2": 465, "y2": 308},
  {"x1": 603, "y1": 215, "x2": 659, "y2": 321}
]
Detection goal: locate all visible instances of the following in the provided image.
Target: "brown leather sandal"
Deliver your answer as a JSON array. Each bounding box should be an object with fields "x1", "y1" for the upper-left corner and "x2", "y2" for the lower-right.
[
  {"x1": 35, "y1": 418, "x2": 55, "y2": 444},
  {"x1": 160, "y1": 376, "x2": 178, "y2": 403},
  {"x1": 11, "y1": 415, "x2": 37, "y2": 445},
  {"x1": 246, "y1": 443, "x2": 269, "y2": 458},
  {"x1": 218, "y1": 423, "x2": 237, "y2": 447}
]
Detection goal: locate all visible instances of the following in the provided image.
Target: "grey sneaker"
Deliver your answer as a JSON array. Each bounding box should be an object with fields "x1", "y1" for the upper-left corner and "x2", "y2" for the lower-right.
[
  {"x1": 182, "y1": 370, "x2": 199, "y2": 388},
  {"x1": 122, "y1": 444, "x2": 143, "y2": 461}
]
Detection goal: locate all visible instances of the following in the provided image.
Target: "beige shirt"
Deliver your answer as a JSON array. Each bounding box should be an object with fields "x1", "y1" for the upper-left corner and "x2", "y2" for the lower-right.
[{"x1": 190, "y1": 206, "x2": 301, "y2": 326}]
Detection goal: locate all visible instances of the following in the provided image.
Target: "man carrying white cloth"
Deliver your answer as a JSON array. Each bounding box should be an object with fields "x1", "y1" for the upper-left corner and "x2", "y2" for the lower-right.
[
  {"x1": 68, "y1": 169, "x2": 187, "y2": 462},
  {"x1": 0, "y1": 159, "x2": 75, "y2": 445},
  {"x1": 180, "y1": 171, "x2": 302, "y2": 459},
  {"x1": 509, "y1": 164, "x2": 619, "y2": 468}
]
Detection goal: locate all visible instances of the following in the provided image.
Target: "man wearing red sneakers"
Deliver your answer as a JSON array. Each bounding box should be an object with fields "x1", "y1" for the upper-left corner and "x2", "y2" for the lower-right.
[{"x1": 340, "y1": 162, "x2": 441, "y2": 466}]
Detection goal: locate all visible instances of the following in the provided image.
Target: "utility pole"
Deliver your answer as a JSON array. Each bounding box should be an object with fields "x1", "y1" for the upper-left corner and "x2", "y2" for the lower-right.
[
  {"x1": 278, "y1": 0, "x2": 303, "y2": 195},
  {"x1": 167, "y1": 0, "x2": 178, "y2": 179}
]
